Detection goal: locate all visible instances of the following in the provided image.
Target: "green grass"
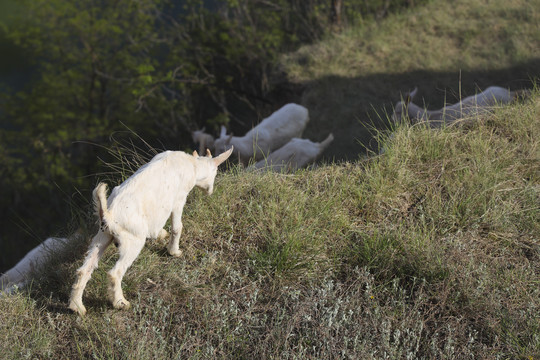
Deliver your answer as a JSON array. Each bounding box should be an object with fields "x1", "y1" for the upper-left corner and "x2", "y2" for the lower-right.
[
  {"x1": 1, "y1": 0, "x2": 539, "y2": 358},
  {"x1": 1, "y1": 90, "x2": 538, "y2": 359}
]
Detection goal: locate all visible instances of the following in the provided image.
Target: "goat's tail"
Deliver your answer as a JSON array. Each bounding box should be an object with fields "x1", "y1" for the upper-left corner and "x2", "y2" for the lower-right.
[
  {"x1": 93, "y1": 183, "x2": 110, "y2": 231},
  {"x1": 320, "y1": 133, "x2": 334, "y2": 150}
]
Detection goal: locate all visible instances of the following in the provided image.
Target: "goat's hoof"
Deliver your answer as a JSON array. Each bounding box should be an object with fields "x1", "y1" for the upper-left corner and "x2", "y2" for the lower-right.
[
  {"x1": 68, "y1": 300, "x2": 87, "y2": 316},
  {"x1": 113, "y1": 298, "x2": 131, "y2": 310},
  {"x1": 168, "y1": 249, "x2": 183, "y2": 257}
]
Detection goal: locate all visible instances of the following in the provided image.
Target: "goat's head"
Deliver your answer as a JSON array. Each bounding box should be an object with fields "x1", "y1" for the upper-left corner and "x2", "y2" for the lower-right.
[
  {"x1": 194, "y1": 146, "x2": 233, "y2": 195},
  {"x1": 213, "y1": 125, "x2": 234, "y2": 154},
  {"x1": 191, "y1": 127, "x2": 206, "y2": 142},
  {"x1": 191, "y1": 127, "x2": 215, "y2": 153},
  {"x1": 391, "y1": 87, "x2": 418, "y2": 123}
]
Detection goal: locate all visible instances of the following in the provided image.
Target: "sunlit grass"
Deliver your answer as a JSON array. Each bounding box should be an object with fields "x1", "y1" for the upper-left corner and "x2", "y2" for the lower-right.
[{"x1": 1, "y1": 90, "x2": 538, "y2": 358}]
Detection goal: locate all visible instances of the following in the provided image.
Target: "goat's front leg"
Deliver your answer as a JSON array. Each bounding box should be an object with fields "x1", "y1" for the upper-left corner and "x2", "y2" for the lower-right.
[{"x1": 167, "y1": 199, "x2": 186, "y2": 257}]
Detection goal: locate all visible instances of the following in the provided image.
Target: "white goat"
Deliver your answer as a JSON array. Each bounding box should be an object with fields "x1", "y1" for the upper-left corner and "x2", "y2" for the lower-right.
[
  {"x1": 68, "y1": 147, "x2": 233, "y2": 316},
  {"x1": 392, "y1": 86, "x2": 523, "y2": 126},
  {"x1": 1, "y1": 237, "x2": 67, "y2": 294},
  {"x1": 213, "y1": 103, "x2": 309, "y2": 164},
  {"x1": 191, "y1": 128, "x2": 215, "y2": 154},
  {"x1": 249, "y1": 133, "x2": 334, "y2": 173}
]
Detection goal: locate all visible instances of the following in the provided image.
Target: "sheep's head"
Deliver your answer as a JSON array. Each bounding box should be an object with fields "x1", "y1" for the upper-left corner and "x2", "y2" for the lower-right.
[
  {"x1": 391, "y1": 87, "x2": 418, "y2": 123},
  {"x1": 194, "y1": 146, "x2": 233, "y2": 195}
]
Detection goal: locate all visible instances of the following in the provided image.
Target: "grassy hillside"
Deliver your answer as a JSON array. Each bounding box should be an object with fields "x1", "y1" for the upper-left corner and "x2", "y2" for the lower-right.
[
  {"x1": 1, "y1": 90, "x2": 538, "y2": 359},
  {"x1": 1, "y1": 0, "x2": 539, "y2": 358},
  {"x1": 280, "y1": 0, "x2": 539, "y2": 160}
]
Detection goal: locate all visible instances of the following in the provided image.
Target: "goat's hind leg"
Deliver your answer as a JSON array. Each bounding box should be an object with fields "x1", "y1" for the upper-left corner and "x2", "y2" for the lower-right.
[
  {"x1": 107, "y1": 233, "x2": 145, "y2": 310},
  {"x1": 69, "y1": 231, "x2": 112, "y2": 316}
]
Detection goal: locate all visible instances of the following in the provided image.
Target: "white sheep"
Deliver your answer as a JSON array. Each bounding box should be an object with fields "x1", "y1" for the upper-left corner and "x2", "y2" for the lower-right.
[
  {"x1": 249, "y1": 133, "x2": 334, "y2": 173},
  {"x1": 1, "y1": 236, "x2": 67, "y2": 294},
  {"x1": 392, "y1": 86, "x2": 523, "y2": 126},
  {"x1": 191, "y1": 128, "x2": 215, "y2": 154},
  {"x1": 213, "y1": 103, "x2": 309, "y2": 164},
  {"x1": 68, "y1": 147, "x2": 233, "y2": 316}
]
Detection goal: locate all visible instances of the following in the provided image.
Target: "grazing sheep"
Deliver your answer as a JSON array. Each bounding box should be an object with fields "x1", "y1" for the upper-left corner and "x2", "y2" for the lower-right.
[
  {"x1": 392, "y1": 86, "x2": 523, "y2": 126},
  {"x1": 249, "y1": 133, "x2": 334, "y2": 173},
  {"x1": 68, "y1": 147, "x2": 233, "y2": 316},
  {"x1": 191, "y1": 128, "x2": 215, "y2": 154},
  {"x1": 213, "y1": 103, "x2": 309, "y2": 164},
  {"x1": 1, "y1": 237, "x2": 67, "y2": 294}
]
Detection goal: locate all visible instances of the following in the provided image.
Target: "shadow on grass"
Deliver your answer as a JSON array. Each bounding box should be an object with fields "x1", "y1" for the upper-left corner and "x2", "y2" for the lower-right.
[{"x1": 286, "y1": 58, "x2": 540, "y2": 162}]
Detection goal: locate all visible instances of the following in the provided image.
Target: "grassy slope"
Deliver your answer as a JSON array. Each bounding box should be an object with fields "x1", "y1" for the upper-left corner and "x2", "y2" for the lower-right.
[
  {"x1": 281, "y1": 0, "x2": 540, "y2": 160},
  {"x1": 1, "y1": 0, "x2": 539, "y2": 359},
  {"x1": 1, "y1": 92, "x2": 538, "y2": 359}
]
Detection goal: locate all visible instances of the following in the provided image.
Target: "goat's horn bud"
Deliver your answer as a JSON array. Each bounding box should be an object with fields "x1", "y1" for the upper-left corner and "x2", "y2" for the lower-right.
[
  {"x1": 206, "y1": 149, "x2": 212, "y2": 157},
  {"x1": 193, "y1": 150, "x2": 199, "y2": 157}
]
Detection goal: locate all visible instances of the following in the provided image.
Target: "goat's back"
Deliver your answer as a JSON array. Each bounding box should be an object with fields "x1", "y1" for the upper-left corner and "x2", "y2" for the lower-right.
[
  {"x1": 107, "y1": 151, "x2": 197, "y2": 239},
  {"x1": 252, "y1": 135, "x2": 330, "y2": 171},
  {"x1": 245, "y1": 104, "x2": 309, "y2": 148},
  {"x1": 1, "y1": 237, "x2": 66, "y2": 289}
]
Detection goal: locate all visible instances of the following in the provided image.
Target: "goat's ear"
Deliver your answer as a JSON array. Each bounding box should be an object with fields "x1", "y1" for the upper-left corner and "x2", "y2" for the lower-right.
[
  {"x1": 220, "y1": 125, "x2": 227, "y2": 138},
  {"x1": 201, "y1": 126, "x2": 206, "y2": 132},
  {"x1": 206, "y1": 148, "x2": 212, "y2": 158},
  {"x1": 193, "y1": 150, "x2": 199, "y2": 157},
  {"x1": 405, "y1": 87, "x2": 418, "y2": 104},
  {"x1": 213, "y1": 146, "x2": 233, "y2": 166}
]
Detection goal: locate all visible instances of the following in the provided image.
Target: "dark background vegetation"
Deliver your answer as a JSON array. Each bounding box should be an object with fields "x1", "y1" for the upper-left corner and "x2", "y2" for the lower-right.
[
  {"x1": 1, "y1": 0, "x2": 538, "y2": 273},
  {"x1": 0, "y1": 0, "x2": 428, "y2": 271}
]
